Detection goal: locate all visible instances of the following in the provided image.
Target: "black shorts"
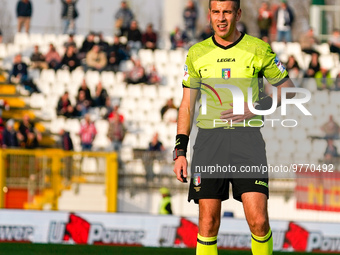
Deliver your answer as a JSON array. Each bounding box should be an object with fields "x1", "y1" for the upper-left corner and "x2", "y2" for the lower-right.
[{"x1": 188, "y1": 127, "x2": 269, "y2": 203}]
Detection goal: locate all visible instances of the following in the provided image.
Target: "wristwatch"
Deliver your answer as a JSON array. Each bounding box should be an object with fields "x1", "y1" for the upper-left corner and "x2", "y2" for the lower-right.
[{"x1": 173, "y1": 149, "x2": 186, "y2": 161}]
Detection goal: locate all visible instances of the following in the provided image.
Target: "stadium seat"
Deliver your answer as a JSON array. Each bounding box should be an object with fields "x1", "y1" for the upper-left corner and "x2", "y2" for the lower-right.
[
  {"x1": 14, "y1": 33, "x2": 30, "y2": 47},
  {"x1": 154, "y1": 49, "x2": 169, "y2": 64},
  {"x1": 126, "y1": 84, "x2": 142, "y2": 98},
  {"x1": 74, "y1": 34, "x2": 85, "y2": 48},
  {"x1": 85, "y1": 70, "x2": 100, "y2": 88},
  {"x1": 330, "y1": 91, "x2": 340, "y2": 105},
  {"x1": 122, "y1": 133, "x2": 138, "y2": 147},
  {"x1": 100, "y1": 71, "x2": 115, "y2": 87},
  {"x1": 81, "y1": 157, "x2": 98, "y2": 173},
  {"x1": 93, "y1": 134, "x2": 110, "y2": 150},
  {"x1": 56, "y1": 34, "x2": 69, "y2": 47},
  {"x1": 271, "y1": 41, "x2": 286, "y2": 55},
  {"x1": 142, "y1": 85, "x2": 157, "y2": 98},
  {"x1": 169, "y1": 49, "x2": 184, "y2": 65},
  {"x1": 315, "y1": 43, "x2": 330, "y2": 55},
  {"x1": 71, "y1": 69, "x2": 85, "y2": 85},
  {"x1": 51, "y1": 81, "x2": 66, "y2": 96},
  {"x1": 0, "y1": 44, "x2": 7, "y2": 59},
  {"x1": 29, "y1": 34, "x2": 44, "y2": 46},
  {"x1": 111, "y1": 83, "x2": 127, "y2": 98},
  {"x1": 44, "y1": 34, "x2": 58, "y2": 46},
  {"x1": 50, "y1": 117, "x2": 66, "y2": 134},
  {"x1": 319, "y1": 54, "x2": 335, "y2": 70},
  {"x1": 286, "y1": 42, "x2": 302, "y2": 56},
  {"x1": 30, "y1": 93, "x2": 46, "y2": 109},
  {"x1": 95, "y1": 119, "x2": 109, "y2": 135},
  {"x1": 115, "y1": 72, "x2": 125, "y2": 85},
  {"x1": 40, "y1": 69, "x2": 56, "y2": 84},
  {"x1": 6, "y1": 44, "x2": 21, "y2": 57},
  {"x1": 64, "y1": 118, "x2": 80, "y2": 134},
  {"x1": 139, "y1": 49, "x2": 154, "y2": 66},
  {"x1": 314, "y1": 90, "x2": 329, "y2": 106},
  {"x1": 56, "y1": 69, "x2": 71, "y2": 84}
]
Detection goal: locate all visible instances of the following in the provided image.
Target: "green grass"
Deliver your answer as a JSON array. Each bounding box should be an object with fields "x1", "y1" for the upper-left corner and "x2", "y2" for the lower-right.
[{"x1": 0, "y1": 243, "x2": 331, "y2": 255}]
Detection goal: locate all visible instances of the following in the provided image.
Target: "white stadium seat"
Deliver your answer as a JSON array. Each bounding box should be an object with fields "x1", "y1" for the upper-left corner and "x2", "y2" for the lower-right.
[
  {"x1": 40, "y1": 69, "x2": 56, "y2": 84},
  {"x1": 56, "y1": 69, "x2": 71, "y2": 84},
  {"x1": 154, "y1": 49, "x2": 169, "y2": 64},
  {"x1": 100, "y1": 71, "x2": 115, "y2": 87}
]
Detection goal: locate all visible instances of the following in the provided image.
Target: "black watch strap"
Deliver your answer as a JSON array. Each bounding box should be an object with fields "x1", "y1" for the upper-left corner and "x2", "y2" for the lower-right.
[{"x1": 173, "y1": 149, "x2": 186, "y2": 161}]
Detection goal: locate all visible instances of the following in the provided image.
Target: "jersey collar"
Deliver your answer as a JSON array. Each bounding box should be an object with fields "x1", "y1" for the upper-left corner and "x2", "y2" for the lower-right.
[{"x1": 212, "y1": 32, "x2": 245, "y2": 50}]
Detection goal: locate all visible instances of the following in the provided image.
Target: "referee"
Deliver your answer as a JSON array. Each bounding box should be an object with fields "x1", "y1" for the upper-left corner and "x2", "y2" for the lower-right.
[{"x1": 173, "y1": 1, "x2": 295, "y2": 255}]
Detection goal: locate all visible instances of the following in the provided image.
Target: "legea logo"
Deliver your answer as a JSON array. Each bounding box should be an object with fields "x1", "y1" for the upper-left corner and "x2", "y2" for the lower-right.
[{"x1": 200, "y1": 84, "x2": 312, "y2": 128}]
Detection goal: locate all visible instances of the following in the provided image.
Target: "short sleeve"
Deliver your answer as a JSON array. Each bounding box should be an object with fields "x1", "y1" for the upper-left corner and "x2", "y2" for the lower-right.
[
  {"x1": 182, "y1": 49, "x2": 200, "y2": 88},
  {"x1": 261, "y1": 45, "x2": 289, "y2": 86}
]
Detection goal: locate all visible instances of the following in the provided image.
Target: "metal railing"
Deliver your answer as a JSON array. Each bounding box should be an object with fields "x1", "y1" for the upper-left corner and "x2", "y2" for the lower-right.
[{"x1": 0, "y1": 149, "x2": 118, "y2": 212}]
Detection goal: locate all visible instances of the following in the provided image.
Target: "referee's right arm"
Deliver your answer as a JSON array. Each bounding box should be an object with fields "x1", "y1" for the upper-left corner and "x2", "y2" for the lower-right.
[{"x1": 173, "y1": 87, "x2": 198, "y2": 182}]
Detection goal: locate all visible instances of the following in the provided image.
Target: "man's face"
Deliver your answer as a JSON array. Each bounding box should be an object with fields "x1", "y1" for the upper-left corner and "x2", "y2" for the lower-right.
[{"x1": 210, "y1": 1, "x2": 241, "y2": 41}]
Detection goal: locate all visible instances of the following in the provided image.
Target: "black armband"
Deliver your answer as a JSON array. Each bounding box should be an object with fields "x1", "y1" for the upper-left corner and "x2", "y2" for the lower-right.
[
  {"x1": 175, "y1": 134, "x2": 189, "y2": 152},
  {"x1": 255, "y1": 96, "x2": 273, "y2": 110}
]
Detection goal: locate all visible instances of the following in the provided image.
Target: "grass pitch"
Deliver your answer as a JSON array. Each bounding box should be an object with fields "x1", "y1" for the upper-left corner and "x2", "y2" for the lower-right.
[{"x1": 0, "y1": 243, "x2": 330, "y2": 255}]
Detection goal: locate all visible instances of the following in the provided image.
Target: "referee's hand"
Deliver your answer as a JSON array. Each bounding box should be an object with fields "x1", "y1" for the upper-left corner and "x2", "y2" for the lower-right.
[
  {"x1": 220, "y1": 102, "x2": 255, "y2": 123},
  {"x1": 174, "y1": 156, "x2": 188, "y2": 183}
]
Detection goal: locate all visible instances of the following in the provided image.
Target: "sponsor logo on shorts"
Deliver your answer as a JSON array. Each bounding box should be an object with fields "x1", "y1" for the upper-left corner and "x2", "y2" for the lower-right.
[
  {"x1": 255, "y1": 180, "x2": 268, "y2": 188},
  {"x1": 193, "y1": 173, "x2": 201, "y2": 186}
]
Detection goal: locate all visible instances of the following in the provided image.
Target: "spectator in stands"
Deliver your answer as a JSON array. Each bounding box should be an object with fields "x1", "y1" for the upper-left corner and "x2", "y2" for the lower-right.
[
  {"x1": 75, "y1": 90, "x2": 90, "y2": 117},
  {"x1": 64, "y1": 33, "x2": 77, "y2": 49},
  {"x1": 324, "y1": 139, "x2": 339, "y2": 164},
  {"x1": 78, "y1": 79, "x2": 93, "y2": 104},
  {"x1": 329, "y1": 29, "x2": 340, "y2": 58},
  {"x1": 300, "y1": 28, "x2": 319, "y2": 55},
  {"x1": 61, "y1": 0, "x2": 79, "y2": 35},
  {"x1": 334, "y1": 72, "x2": 340, "y2": 91},
  {"x1": 142, "y1": 23, "x2": 157, "y2": 50},
  {"x1": 108, "y1": 105, "x2": 124, "y2": 123},
  {"x1": 56, "y1": 91, "x2": 74, "y2": 118},
  {"x1": 321, "y1": 115, "x2": 340, "y2": 140},
  {"x1": 59, "y1": 128, "x2": 73, "y2": 151},
  {"x1": 79, "y1": 113, "x2": 97, "y2": 151},
  {"x1": 114, "y1": 0, "x2": 134, "y2": 36},
  {"x1": 124, "y1": 58, "x2": 147, "y2": 84},
  {"x1": 85, "y1": 45, "x2": 107, "y2": 72},
  {"x1": 60, "y1": 44, "x2": 80, "y2": 72},
  {"x1": 275, "y1": 0, "x2": 294, "y2": 42},
  {"x1": 2, "y1": 119, "x2": 19, "y2": 148},
  {"x1": 257, "y1": 1, "x2": 272, "y2": 39},
  {"x1": 59, "y1": 128, "x2": 73, "y2": 181},
  {"x1": 159, "y1": 187, "x2": 173, "y2": 215},
  {"x1": 0, "y1": 29, "x2": 3, "y2": 43},
  {"x1": 16, "y1": 0, "x2": 32, "y2": 33},
  {"x1": 79, "y1": 32, "x2": 96, "y2": 60},
  {"x1": 315, "y1": 67, "x2": 333, "y2": 90},
  {"x1": 9, "y1": 54, "x2": 28, "y2": 84},
  {"x1": 148, "y1": 132, "x2": 165, "y2": 151},
  {"x1": 17, "y1": 114, "x2": 41, "y2": 149},
  {"x1": 305, "y1": 52, "x2": 320, "y2": 78},
  {"x1": 107, "y1": 112, "x2": 125, "y2": 152},
  {"x1": 285, "y1": 55, "x2": 301, "y2": 79},
  {"x1": 199, "y1": 25, "x2": 214, "y2": 41},
  {"x1": 147, "y1": 65, "x2": 161, "y2": 85},
  {"x1": 106, "y1": 35, "x2": 129, "y2": 72},
  {"x1": 183, "y1": 0, "x2": 198, "y2": 40},
  {"x1": 45, "y1": 43, "x2": 61, "y2": 71},
  {"x1": 127, "y1": 20, "x2": 142, "y2": 56},
  {"x1": 161, "y1": 98, "x2": 177, "y2": 120},
  {"x1": 9, "y1": 54, "x2": 40, "y2": 94},
  {"x1": 93, "y1": 81, "x2": 108, "y2": 107},
  {"x1": 170, "y1": 27, "x2": 189, "y2": 50},
  {"x1": 30, "y1": 45, "x2": 48, "y2": 70},
  {"x1": 97, "y1": 32, "x2": 110, "y2": 53}
]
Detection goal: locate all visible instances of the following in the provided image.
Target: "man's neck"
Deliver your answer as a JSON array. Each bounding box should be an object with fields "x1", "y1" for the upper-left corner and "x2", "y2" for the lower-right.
[{"x1": 214, "y1": 30, "x2": 241, "y2": 47}]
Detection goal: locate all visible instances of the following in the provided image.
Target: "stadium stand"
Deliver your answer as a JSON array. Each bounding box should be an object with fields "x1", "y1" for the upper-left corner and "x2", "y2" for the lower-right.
[{"x1": 1, "y1": 30, "x2": 340, "y2": 215}]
